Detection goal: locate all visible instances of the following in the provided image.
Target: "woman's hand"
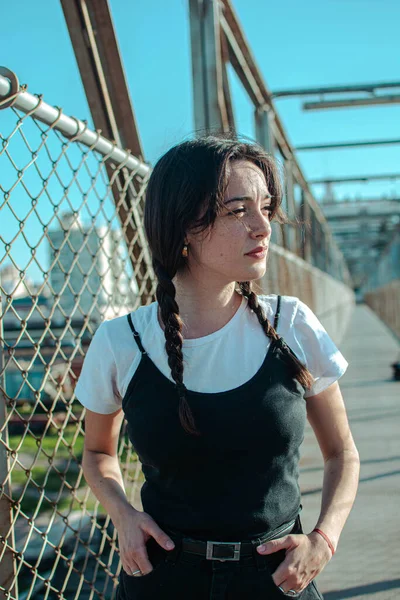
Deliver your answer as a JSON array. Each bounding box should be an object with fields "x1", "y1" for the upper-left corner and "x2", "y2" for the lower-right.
[
  {"x1": 256, "y1": 532, "x2": 332, "y2": 594},
  {"x1": 116, "y1": 506, "x2": 175, "y2": 576}
]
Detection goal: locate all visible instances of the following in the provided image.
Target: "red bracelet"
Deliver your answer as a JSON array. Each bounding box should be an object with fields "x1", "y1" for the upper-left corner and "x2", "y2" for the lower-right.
[{"x1": 312, "y1": 528, "x2": 335, "y2": 556}]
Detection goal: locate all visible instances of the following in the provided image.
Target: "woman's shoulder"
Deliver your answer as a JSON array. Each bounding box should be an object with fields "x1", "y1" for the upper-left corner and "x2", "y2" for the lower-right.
[
  {"x1": 101, "y1": 301, "x2": 157, "y2": 337},
  {"x1": 75, "y1": 304, "x2": 156, "y2": 414},
  {"x1": 257, "y1": 294, "x2": 304, "y2": 327}
]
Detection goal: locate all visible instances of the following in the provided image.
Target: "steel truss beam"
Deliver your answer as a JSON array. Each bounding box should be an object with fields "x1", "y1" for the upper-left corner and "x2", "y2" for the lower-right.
[
  {"x1": 310, "y1": 174, "x2": 400, "y2": 185},
  {"x1": 272, "y1": 81, "x2": 400, "y2": 98},
  {"x1": 296, "y1": 139, "x2": 400, "y2": 151},
  {"x1": 303, "y1": 95, "x2": 400, "y2": 111},
  {"x1": 189, "y1": 0, "x2": 233, "y2": 132},
  {"x1": 60, "y1": 0, "x2": 143, "y2": 158},
  {"x1": 60, "y1": 0, "x2": 154, "y2": 304}
]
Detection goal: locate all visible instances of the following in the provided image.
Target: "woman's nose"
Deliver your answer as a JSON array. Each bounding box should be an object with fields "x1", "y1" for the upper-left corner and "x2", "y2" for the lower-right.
[{"x1": 247, "y1": 215, "x2": 271, "y2": 238}]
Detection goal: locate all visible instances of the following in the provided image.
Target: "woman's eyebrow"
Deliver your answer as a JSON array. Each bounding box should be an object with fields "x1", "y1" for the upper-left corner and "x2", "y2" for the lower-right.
[{"x1": 224, "y1": 194, "x2": 272, "y2": 205}]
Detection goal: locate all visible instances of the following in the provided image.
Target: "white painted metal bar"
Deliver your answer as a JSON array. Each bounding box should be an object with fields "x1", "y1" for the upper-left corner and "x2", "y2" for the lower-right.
[{"x1": 0, "y1": 73, "x2": 150, "y2": 177}]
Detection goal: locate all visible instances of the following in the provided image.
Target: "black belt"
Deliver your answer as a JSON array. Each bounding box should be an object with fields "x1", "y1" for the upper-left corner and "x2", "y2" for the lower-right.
[{"x1": 166, "y1": 518, "x2": 297, "y2": 562}]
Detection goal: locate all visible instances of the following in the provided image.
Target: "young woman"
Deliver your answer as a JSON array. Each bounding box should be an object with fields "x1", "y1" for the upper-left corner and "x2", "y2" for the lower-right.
[{"x1": 75, "y1": 135, "x2": 360, "y2": 600}]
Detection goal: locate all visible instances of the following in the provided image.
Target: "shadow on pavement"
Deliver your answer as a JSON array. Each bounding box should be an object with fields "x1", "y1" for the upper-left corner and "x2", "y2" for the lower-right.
[
  {"x1": 323, "y1": 578, "x2": 400, "y2": 599},
  {"x1": 340, "y1": 378, "x2": 397, "y2": 390},
  {"x1": 348, "y1": 410, "x2": 400, "y2": 425},
  {"x1": 303, "y1": 468, "x2": 400, "y2": 495},
  {"x1": 300, "y1": 455, "x2": 400, "y2": 475}
]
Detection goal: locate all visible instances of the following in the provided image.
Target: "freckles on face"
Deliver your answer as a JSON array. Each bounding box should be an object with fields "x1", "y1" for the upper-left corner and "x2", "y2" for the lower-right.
[
  {"x1": 187, "y1": 160, "x2": 272, "y2": 279},
  {"x1": 220, "y1": 160, "x2": 272, "y2": 239}
]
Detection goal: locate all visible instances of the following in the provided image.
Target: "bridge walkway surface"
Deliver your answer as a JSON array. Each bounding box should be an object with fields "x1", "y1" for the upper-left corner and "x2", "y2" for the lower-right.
[{"x1": 299, "y1": 303, "x2": 400, "y2": 600}]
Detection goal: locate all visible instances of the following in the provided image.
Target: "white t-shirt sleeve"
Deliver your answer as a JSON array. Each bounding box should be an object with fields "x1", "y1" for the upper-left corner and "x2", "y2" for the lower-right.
[
  {"x1": 292, "y1": 299, "x2": 348, "y2": 397},
  {"x1": 74, "y1": 322, "x2": 122, "y2": 414}
]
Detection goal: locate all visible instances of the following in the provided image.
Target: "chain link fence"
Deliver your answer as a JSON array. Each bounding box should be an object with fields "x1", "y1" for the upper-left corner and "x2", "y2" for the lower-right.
[
  {"x1": 0, "y1": 71, "x2": 353, "y2": 599},
  {"x1": 0, "y1": 71, "x2": 155, "y2": 600}
]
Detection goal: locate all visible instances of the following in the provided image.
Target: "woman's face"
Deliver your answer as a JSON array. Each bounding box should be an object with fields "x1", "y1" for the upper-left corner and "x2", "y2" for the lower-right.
[{"x1": 186, "y1": 159, "x2": 272, "y2": 285}]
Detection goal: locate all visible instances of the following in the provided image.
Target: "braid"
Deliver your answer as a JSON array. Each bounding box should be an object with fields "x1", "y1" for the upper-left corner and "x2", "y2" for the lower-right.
[
  {"x1": 153, "y1": 260, "x2": 200, "y2": 437},
  {"x1": 239, "y1": 281, "x2": 315, "y2": 391},
  {"x1": 239, "y1": 282, "x2": 280, "y2": 343}
]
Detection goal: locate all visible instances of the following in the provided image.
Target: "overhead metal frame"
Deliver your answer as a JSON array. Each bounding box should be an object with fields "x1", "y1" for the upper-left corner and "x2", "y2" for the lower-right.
[
  {"x1": 295, "y1": 138, "x2": 400, "y2": 151},
  {"x1": 271, "y1": 81, "x2": 400, "y2": 98},
  {"x1": 310, "y1": 173, "x2": 400, "y2": 185},
  {"x1": 61, "y1": 0, "x2": 350, "y2": 283},
  {"x1": 187, "y1": 0, "x2": 360, "y2": 278},
  {"x1": 322, "y1": 196, "x2": 400, "y2": 204},
  {"x1": 217, "y1": 0, "x2": 350, "y2": 237},
  {"x1": 303, "y1": 95, "x2": 400, "y2": 111}
]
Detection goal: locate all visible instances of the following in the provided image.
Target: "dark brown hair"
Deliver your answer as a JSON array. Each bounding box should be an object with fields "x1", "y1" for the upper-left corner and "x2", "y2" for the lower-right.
[{"x1": 144, "y1": 134, "x2": 314, "y2": 436}]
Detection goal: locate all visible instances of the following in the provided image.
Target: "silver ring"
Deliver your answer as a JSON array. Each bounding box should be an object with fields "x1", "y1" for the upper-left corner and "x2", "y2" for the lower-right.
[
  {"x1": 278, "y1": 588, "x2": 298, "y2": 597},
  {"x1": 132, "y1": 569, "x2": 142, "y2": 577}
]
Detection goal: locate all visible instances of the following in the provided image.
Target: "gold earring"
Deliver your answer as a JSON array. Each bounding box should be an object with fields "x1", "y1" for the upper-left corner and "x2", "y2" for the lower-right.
[{"x1": 182, "y1": 244, "x2": 188, "y2": 257}]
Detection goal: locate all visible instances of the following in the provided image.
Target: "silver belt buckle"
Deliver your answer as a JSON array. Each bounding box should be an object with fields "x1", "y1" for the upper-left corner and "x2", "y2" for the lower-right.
[{"x1": 206, "y1": 541, "x2": 241, "y2": 561}]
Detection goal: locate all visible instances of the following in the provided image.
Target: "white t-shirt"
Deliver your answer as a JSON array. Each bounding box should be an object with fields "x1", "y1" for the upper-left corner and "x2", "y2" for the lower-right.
[{"x1": 75, "y1": 294, "x2": 348, "y2": 414}]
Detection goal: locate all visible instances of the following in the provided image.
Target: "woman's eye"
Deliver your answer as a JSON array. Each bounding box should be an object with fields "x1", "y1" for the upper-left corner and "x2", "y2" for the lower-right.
[{"x1": 229, "y1": 206, "x2": 272, "y2": 216}]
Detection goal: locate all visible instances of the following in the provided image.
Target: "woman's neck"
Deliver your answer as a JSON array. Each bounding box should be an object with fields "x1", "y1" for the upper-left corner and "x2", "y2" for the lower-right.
[{"x1": 157, "y1": 280, "x2": 243, "y2": 339}]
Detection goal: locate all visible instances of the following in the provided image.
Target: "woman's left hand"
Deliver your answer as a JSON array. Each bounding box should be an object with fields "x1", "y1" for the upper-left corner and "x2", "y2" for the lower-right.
[{"x1": 256, "y1": 532, "x2": 333, "y2": 594}]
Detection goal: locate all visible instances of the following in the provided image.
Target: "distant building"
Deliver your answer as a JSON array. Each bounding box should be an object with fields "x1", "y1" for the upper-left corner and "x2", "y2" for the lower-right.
[
  {"x1": 1, "y1": 215, "x2": 138, "y2": 404},
  {"x1": 47, "y1": 212, "x2": 138, "y2": 321},
  {"x1": 1, "y1": 263, "x2": 34, "y2": 298}
]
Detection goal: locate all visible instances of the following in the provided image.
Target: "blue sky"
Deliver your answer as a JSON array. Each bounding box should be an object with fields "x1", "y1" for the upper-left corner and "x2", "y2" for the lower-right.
[{"x1": 2, "y1": 0, "x2": 400, "y2": 202}]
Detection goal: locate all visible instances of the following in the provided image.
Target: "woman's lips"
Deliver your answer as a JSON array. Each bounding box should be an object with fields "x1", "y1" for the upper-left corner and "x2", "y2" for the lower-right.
[{"x1": 245, "y1": 247, "x2": 268, "y2": 260}]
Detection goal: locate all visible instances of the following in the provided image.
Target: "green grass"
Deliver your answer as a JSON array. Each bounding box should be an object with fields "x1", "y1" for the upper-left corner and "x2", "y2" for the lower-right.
[
  {"x1": 15, "y1": 400, "x2": 84, "y2": 417},
  {"x1": 12, "y1": 459, "x2": 115, "y2": 518},
  {"x1": 10, "y1": 423, "x2": 142, "y2": 520},
  {"x1": 10, "y1": 423, "x2": 85, "y2": 460},
  {"x1": 16, "y1": 482, "x2": 105, "y2": 518}
]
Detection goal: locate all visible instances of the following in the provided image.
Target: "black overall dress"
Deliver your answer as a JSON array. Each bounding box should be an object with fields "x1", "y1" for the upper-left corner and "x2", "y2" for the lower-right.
[{"x1": 116, "y1": 297, "x2": 324, "y2": 600}]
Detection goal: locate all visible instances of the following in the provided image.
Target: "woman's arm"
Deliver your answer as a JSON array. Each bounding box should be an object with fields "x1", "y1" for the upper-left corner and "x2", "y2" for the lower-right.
[
  {"x1": 82, "y1": 408, "x2": 135, "y2": 529},
  {"x1": 305, "y1": 380, "x2": 360, "y2": 551},
  {"x1": 82, "y1": 407, "x2": 176, "y2": 576},
  {"x1": 257, "y1": 381, "x2": 360, "y2": 592}
]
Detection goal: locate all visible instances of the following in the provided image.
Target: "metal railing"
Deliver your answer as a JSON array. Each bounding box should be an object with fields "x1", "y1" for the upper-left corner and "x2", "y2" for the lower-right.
[{"x1": 0, "y1": 72, "x2": 153, "y2": 600}]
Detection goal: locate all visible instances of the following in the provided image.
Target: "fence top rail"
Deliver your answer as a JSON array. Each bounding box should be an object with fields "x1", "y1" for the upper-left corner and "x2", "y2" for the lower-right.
[{"x1": 0, "y1": 70, "x2": 151, "y2": 177}]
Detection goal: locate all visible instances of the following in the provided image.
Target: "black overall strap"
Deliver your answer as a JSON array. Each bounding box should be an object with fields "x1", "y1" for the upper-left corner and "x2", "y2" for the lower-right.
[
  {"x1": 127, "y1": 313, "x2": 147, "y2": 355},
  {"x1": 273, "y1": 295, "x2": 282, "y2": 331}
]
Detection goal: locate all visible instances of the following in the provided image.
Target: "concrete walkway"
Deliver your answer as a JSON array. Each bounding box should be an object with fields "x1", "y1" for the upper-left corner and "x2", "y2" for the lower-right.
[{"x1": 299, "y1": 304, "x2": 400, "y2": 600}]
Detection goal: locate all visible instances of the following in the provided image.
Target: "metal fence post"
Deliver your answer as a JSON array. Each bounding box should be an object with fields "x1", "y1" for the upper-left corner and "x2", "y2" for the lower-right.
[
  {"x1": 255, "y1": 107, "x2": 274, "y2": 155},
  {"x1": 189, "y1": 0, "x2": 230, "y2": 133}
]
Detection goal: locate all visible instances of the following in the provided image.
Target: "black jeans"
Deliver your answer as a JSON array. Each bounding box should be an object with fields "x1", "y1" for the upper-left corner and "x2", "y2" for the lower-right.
[{"x1": 116, "y1": 515, "x2": 324, "y2": 600}]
